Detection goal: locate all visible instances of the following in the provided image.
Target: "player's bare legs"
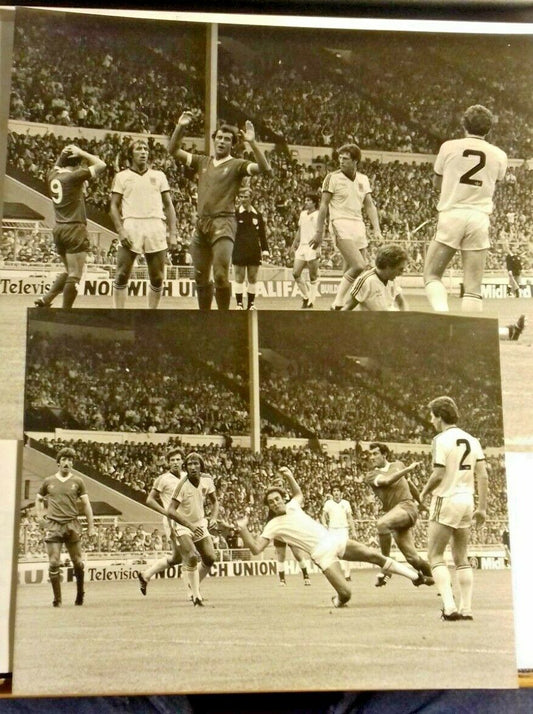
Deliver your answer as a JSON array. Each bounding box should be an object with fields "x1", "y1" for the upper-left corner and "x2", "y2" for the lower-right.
[
  {"x1": 245, "y1": 264, "x2": 260, "y2": 309},
  {"x1": 145, "y1": 249, "x2": 167, "y2": 309},
  {"x1": 323, "y1": 562, "x2": 352, "y2": 606},
  {"x1": 195, "y1": 535, "x2": 217, "y2": 583},
  {"x1": 66, "y1": 540, "x2": 85, "y2": 605},
  {"x1": 113, "y1": 247, "x2": 137, "y2": 308},
  {"x1": 331, "y1": 241, "x2": 366, "y2": 309},
  {"x1": 460, "y1": 249, "x2": 487, "y2": 312},
  {"x1": 63, "y1": 251, "x2": 86, "y2": 308},
  {"x1": 190, "y1": 238, "x2": 214, "y2": 310},
  {"x1": 234, "y1": 265, "x2": 247, "y2": 308},
  {"x1": 293, "y1": 258, "x2": 310, "y2": 306},
  {"x1": 343, "y1": 539, "x2": 429, "y2": 585},
  {"x1": 36, "y1": 255, "x2": 68, "y2": 307},
  {"x1": 427, "y1": 521, "x2": 458, "y2": 617},
  {"x1": 423, "y1": 240, "x2": 456, "y2": 312},
  {"x1": 211, "y1": 237, "x2": 234, "y2": 310},
  {"x1": 307, "y1": 259, "x2": 319, "y2": 307},
  {"x1": 139, "y1": 539, "x2": 182, "y2": 595},
  {"x1": 178, "y1": 533, "x2": 203, "y2": 604},
  {"x1": 451, "y1": 527, "x2": 474, "y2": 619},
  {"x1": 45, "y1": 542, "x2": 63, "y2": 606}
]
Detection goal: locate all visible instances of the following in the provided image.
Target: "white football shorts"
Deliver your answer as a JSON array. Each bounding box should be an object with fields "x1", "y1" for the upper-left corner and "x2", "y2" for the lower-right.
[
  {"x1": 435, "y1": 208, "x2": 490, "y2": 251},
  {"x1": 123, "y1": 217, "x2": 168, "y2": 254},
  {"x1": 429, "y1": 492, "x2": 474, "y2": 529}
]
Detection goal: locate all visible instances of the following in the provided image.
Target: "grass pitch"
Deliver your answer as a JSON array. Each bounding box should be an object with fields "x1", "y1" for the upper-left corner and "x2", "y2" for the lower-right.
[{"x1": 12, "y1": 568, "x2": 516, "y2": 696}]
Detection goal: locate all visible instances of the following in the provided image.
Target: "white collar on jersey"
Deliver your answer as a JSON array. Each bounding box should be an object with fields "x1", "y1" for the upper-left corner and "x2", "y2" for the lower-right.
[
  {"x1": 212, "y1": 155, "x2": 234, "y2": 167},
  {"x1": 237, "y1": 204, "x2": 257, "y2": 214}
]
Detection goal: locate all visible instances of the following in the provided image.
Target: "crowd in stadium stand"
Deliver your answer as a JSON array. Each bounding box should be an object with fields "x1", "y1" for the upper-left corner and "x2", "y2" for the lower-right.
[
  {"x1": 25, "y1": 323, "x2": 503, "y2": 446},
  {"x1": 10, "y1": 12, "x2": 532, "y2": 156},
  {"x1": 19, "y1": 437, "x2": 508, "y2": 558},
  {"x1": 25, "y1": 332, "x2": 250, "y2": 435},
  {"x1": 5, "y1": 131, "x2": 532, "y2": 274}
]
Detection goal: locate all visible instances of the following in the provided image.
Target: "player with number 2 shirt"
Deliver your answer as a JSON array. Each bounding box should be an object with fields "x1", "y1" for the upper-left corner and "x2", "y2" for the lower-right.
[
  {"x1": 37, "y1": 144, "x2": 106, "y2": 308},
  {"x1": 423, "y1": 105, "x2": 507, "y2": 314}
]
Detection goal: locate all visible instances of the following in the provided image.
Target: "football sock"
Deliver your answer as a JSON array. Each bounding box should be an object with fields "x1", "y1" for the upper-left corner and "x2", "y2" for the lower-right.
[
  {"x1": 215, "y1": 285, "x2": 231, "y2": 310},
  {"x1": 62, "y1": 276, "x2": 80, "y2": 308},
  {"x1": 74, "y1": 563, "x2": 85, "y2": 598},
  {"x1": 143, "y1": 556, "x2": 172, "y2": 580},
  {"x1": 425, "y1": 280, "x2": 449, "y2": 312},
  {"x1": 456, "y1": 565, "x2": 474, "y2": 614},
  {"x1": 196, "y1": 283, "x2": 214, "y2": 310},
  {"x1": 431, "y1": 562, "x2": 457, "y2": 614},
  {"x1": 49, "y1": 566, "x2": 62, "y2": 602},
  {"x1": 461, "y1": 293, "x2": 483, "y2": 312},
  {"x1": 42, "y1": 272, "x2": 68, "y2": 305},
  {"x1": 332, "y1": 273, "x2": 357, "y2": 308},
  {"x1": 381, "y1": 556, "x2": 418, "y2": 581},
  {"x1": 185, "y1": 564, "x2": 201, "y2": 600},
  {"x1": 277, "y1": 563, "x2": 286, "y2": 582},
  {"x1": 309, "y1": 280, "x2": 318, "y2": 304},
  {"x1": 148, "y1": 283, "x2": 163, "y2": 309},
  {"x1": 247, "y1": 286, "x2": 256, "y2": 309},
  {"x1": 295, "y1": 276, "x2": 309, "y2": 300},
  {"x1": 234, "y1": 282, "x2": 245, "y2": 307},
  {"x1": 300, "y1": 567, "x2": 309, "y2": 580},
  {"x1": 199, "y1": 562, "x2": 210, "y2": 583},
  {"x1": 113, "y1": 283, "x2": 128, "y2": 308}
]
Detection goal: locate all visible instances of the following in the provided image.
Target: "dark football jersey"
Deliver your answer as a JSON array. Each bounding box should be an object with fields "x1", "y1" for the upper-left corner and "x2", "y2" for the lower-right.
[
  {"x1": 365, "y1": 462, "x2": 413, "y2": 513},
  {"x1": 38, "y1": 474, "x2": 87, "y2": 522},
  {"x1": 191, "y1": 155, "x2": 251, "y2": 217},
  {"x1": 47, "y1": 166, "x2": 91, "y2": 223}
]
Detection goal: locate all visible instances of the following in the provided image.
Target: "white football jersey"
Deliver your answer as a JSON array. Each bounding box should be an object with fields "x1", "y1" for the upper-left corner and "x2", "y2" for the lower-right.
[
  {"x1": 111, "y1": 168, "x2": 170, "y2": 220},
  {"x1": 152, "y1": 470, "x2": 183, "y2": 511},
  {"x1": 298, "y1": 209, "x2": 318, "y2": 246},
  {"x1": 321, "y1": 170, "x2": 372, "y2": 221},
  {"x1": 434, "y1": 136, "x2": 507, "y2": 214},
  {"x1": 261, "y1": 499, "x2": 329, "y2": 554},
  {"x1": 350, "y1": 268, "x2": 402, "y2": 311},
  {"x1": 322, "y1": 498, "x2": 352, "y2": 529},
  {"x1": 431, "y1": 426, "x2": 485, "y2": 497},
  {"x1": 171, "y1": 475, "x2": 215, "y2": 524}
]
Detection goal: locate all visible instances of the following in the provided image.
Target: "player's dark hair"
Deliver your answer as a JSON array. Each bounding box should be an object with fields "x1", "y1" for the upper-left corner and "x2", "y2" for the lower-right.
[
  {"x1": 337, "y1": 143, "x2": 361, "y2": 163},
  {"x1": 375, "y1": 245, "x2": 408, "y2": 270},
  {"x1": 184, "y1": 451, "x2": 205, "y2": 472},
  {"x1": 368, "y1": 442, "x2": 390, "y2": 458},
  {"x1": 212, "y1": 124, "x2": 239, "y2": 146},
  {"x1": 264, "y1": 486, "x2": 285, "y2": 506},
  {"x1": 330, "y1": 483, "x2": 342, "y2": 492},
  {"x1": 56, "y1": 447, "x2": 76, "y2": 463},
  {"x1": 463, "y1": 105, "x2": 493, "y2": 137},
  {"x1": 167, "y1": 447, "x2": 184, "y2": 461},
  {"x1": 428, "y1": 396, "x2": 459, "y2": 424},
  {"x1": 304, "y1": 193, "x2": 319, "y2": 208}
]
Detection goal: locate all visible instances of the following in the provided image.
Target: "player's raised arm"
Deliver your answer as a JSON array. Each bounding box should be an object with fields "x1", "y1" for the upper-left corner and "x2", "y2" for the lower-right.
[
  {"x1": 277, "y1": 466, "x2": 303, "y2": 505},
  {"x1": 65, "y1": 145, "x2": 107, "y2": 177},
  {"x1": 242, "y1": 121, "x2": 271, "y2": 176},
  {"x1": 419, "y1": 465, "x2": 445, "y2": 503},
  {"x1": 167, "y1": 111, "x2": 195, "y2": 163},
  {"x1": 374, "y1": 461, "x2": 422, "y2": 488},
  {"x1": 235, "y1": 515, "x2": 270, "y2": 555}
]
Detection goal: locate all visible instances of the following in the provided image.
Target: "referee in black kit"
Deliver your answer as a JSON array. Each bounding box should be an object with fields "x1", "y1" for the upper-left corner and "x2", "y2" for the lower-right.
[{"x1": 232, "y1": 187, "x2": 269, "y2": 310}]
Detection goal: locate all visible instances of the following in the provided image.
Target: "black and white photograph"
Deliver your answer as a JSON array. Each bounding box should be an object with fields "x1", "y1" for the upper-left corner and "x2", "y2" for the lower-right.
[
  {"x1": 0, "y1": 2, "x2": 532, "y2": 704},
  {"x1": 11, "y1": 308, "x2": 516, "y2": 694}
]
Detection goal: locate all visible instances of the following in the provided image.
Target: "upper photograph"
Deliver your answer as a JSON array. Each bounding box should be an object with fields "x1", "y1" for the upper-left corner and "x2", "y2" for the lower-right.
[{"x1": 1, "y1": 7, "x2": 531, "y2": 325}]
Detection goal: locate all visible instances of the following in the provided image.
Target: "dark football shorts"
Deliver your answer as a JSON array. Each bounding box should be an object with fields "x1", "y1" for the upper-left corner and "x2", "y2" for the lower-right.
[
  {"x1": 43, "y1": 518, "x2": 82, "y2": 544},
  {"x1": 195, "y1": 216, "x2": 237, "y2": 247},
  {"x1": 53, "y1": 223, "x2": 90, "y2": 257}
]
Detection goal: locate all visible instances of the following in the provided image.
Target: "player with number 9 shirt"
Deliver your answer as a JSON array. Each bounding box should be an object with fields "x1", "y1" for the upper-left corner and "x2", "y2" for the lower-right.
[
  {"x1": 424, "y1": 105, "x2": 507, "y2": 314},
  {"x1": 37, "y1": 144, "x2": 106, "y2": 308}
]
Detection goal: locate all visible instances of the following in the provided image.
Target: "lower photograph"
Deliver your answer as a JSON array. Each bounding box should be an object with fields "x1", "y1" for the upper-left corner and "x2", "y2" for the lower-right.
[{"x1": 12, "y1": 308, "x2": 516, "y2": 694}]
